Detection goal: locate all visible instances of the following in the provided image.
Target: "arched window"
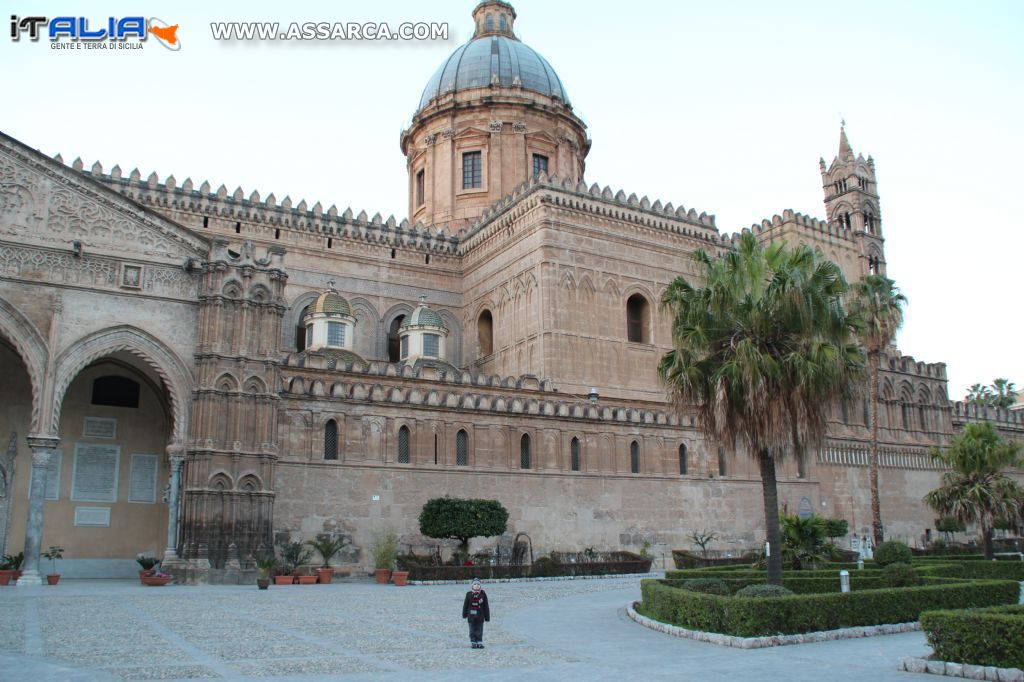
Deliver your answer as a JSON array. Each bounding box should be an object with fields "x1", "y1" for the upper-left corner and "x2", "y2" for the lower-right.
[
  {"x1": 294, "y1": 304, "x2": 311, "y2": 349},
  {"x1": 456, "y1": 429, "x2": 468, "y2": 466},
  {"x1": 388, "y1": 315, "x2": 405, "y2": 362},
  {"x1": 499, "y1": 14, "x2": 507, "y2": 31},
  {"x1": 478, "y1": 309, "x2": 494, "y2": 356},
  {"x1": 520, "y1": 434, "x2": 531, "y2": 469},
  {"x1": 901, "y1": 402, "x2": 911, "y2": 430},
  {"x1": 679, "y1": 443, "x2": 687, "y2": 475},
  {"x1": 630, "y1": 441, "x2": 640, "y2": 474},
  {"x1": 626, "y1": 294, "x2": 650, "y2": 343},
  {"x1": 570, "y1": 437, "x2": 581, "y2": 471},
  {"x1": 324, "y1": 420, "x2": 338, "y2": 460},
  {"x1": 918, "y1": 406, "x2": 928, "y2": 432},
  {"x1": 398, "y1": 425, "x2": 410, "y2": 463},
  {"x1": 485, "y1": 13, "x2": 493, "y2": 31}
]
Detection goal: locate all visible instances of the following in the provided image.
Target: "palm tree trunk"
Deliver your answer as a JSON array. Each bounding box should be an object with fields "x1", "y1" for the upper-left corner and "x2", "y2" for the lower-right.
[
  {"x1": 982, "y1": 524, "x2": 994, "y2": 560},
  {"x1": 869, "y1": 353, "x2": 884, "y2": 546},
  {"x1": 758, "y1": 449, "x2": 783, "y2": 585}
]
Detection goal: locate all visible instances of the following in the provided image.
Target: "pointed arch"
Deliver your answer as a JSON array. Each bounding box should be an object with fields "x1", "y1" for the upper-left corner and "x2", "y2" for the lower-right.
[
  {"x1": 282, "y1": 289, "x2": 322, "y2": 350},
  {"x1": 51, "y1": 325, "x2": 192, "y2": 443},
  {"x1": 0, "y1": 295, "x2": 49, "y2": 434}
]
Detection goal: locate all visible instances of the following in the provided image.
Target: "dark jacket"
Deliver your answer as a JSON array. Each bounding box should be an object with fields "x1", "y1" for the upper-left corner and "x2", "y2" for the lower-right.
[{"x1": 462, "y1": 589, "x2": 490, "y2": 622}]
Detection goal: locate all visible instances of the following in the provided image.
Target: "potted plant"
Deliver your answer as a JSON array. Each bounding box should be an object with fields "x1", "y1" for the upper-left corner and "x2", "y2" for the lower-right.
[
  {"x1": 136, "y1": 555, "x2": 160, "y2": 584},
  {"x1": 41, "y1": 546, "x2": 63, "y2": 585},
  {"x1": 276, "y1": 540, "x2": 313, "y2": 585},
  {"x1": 0, "y1": 555, "x2": 13, "y2": 586},
  {"x1": 254, "y1": 555, "x2": 276, "y2": 590},
  {"x1": 307, "y1": 536, "x2": 347, "y2": 584},
  {"x1": 141, "y1": 570, "x2": 172, "y2": 586},
  {"x1": 371, "y1": 528, "x2": 397, "y2": 584},
  {"x1": 391, "y1": 567, "x2": 410, "y2": 586},
  {"x1": 2, "y1": 552, "x2": 24, "y2": 582}
]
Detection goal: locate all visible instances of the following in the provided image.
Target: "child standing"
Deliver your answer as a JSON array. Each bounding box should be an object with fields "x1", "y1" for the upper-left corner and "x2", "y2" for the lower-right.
[{"x1": 461, "y1": 578, "x2": 490, "y2": 649}]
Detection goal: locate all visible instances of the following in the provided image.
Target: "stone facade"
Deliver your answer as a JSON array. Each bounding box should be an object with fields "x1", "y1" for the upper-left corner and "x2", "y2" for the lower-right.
[{"x1": 1, "y1": 3, "x2": 1021, "y2": 582}]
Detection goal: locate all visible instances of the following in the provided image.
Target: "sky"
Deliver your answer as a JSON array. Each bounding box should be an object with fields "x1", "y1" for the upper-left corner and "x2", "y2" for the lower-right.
[{"x1": 3, "y1": 0, "x2": 1021, "y2": 402}]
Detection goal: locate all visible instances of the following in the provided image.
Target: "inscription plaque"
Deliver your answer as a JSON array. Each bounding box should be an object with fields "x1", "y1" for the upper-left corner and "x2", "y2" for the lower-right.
[
  {"x1": 83, "y1": 417, "x2": 117, "y2": 439},
  {"x1": 71, "y1": 443, "x2": 120, "y2": 502},
  {"x1": 128, "y1": 453, "x2": 159, "y2": 503},
  {"x1": 44, "y1": 449, "x2": 62, "y2": 500},
  {"x1": 74, "y1": 506, "x2": 111, "y2": 527}
]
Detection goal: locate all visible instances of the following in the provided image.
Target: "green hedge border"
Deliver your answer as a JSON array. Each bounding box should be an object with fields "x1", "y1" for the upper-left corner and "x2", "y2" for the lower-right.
[
  {"x1": 639, "y1": 578, "x2": 1019, "y2": 637},
  {"x1": 921, "y1": 605, "x2": 1024, "y2": 669}
]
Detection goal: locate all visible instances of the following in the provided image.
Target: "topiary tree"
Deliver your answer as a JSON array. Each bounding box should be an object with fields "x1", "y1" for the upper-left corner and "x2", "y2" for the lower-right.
[
  {"x1": 418, "y1": 497, "x2": 509, "y2": 559},
  {"x1": 873, "y1": 540, "x2": 912, "y2": 567},
  {"x1": 823, "y1": 518, "x2": 849, "y2": 542},
  {"x1": 935, "y1": 516, "x2": 966, "y2": 544}
]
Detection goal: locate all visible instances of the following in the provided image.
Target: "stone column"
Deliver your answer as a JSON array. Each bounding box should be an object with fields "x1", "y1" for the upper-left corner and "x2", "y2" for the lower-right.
[
  {"x1": 17, "y1": 435, "x2": 60, "y2": 586},
  {"x1": 162, "y1": 445, "x2": 186, "y2": 565}
]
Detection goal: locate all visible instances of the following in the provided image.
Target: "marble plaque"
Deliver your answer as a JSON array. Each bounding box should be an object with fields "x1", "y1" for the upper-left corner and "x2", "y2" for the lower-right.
[
  {"x1": 44, "y1": 449, "x2": 62, "y2": 500},
  {"x1": 71, "y1": 443, "x2": 120, "y2": 502},
  {"x1": 74, "y1": 506, "x2": 111, "y2": 527},
  {"x1": 83, "y1": 417, "x2": 117, "y2": 439},
  {"x1": 128, "y1": 453, "x2": 159, "y2": 503}
]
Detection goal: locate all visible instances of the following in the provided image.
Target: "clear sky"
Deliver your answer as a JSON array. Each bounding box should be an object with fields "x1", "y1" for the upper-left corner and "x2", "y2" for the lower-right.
[{"x1": 3, "y1": 0, "x2": 1021, "y2": 401}]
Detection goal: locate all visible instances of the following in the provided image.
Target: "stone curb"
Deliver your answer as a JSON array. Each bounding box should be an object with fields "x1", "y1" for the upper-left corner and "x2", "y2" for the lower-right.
[
  {"x1": 409, "y1": 571, "x2": 658, "y2": 585},
  {"x1": 626, "y1": 602, "x2": 919, "y2": 648},
  {"x1": 899, "y1": 657, "x2": 1024, "y2": 681}
]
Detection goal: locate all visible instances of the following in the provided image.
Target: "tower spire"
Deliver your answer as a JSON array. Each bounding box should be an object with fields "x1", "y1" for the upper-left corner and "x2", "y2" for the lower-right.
[{"x1": 839, "y1": 121, "x2": 853, "y2": 159}]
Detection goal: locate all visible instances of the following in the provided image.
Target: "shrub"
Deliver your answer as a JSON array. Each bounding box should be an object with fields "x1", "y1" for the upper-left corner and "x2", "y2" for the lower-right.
[
  {"x1": 735, "y1": 584, "x2": 794, "y2": 598},
  {"x1": 680, "y1": 578, "x2": 730, "y2": 596},
  {"x1": 370, "y1": 529, "x2": 398, "y2": 570},
  {"x1": 882, "y1": 562, "x2": 921, "y2": 588},
  {"x1": 922, "y1": 605, "x2": 1024, "y2": 669},
  {"x1": 824, "y1": 518, "x2": 850, "y2": 540},
  {"x1": 640, "y1": 578, "x2": 1019, "y2": 637},
  {"x1": 531, "y1": 556, "x2": 559, "y2": 577},
  {"x1": 418, "y1": 497, "x2": 509, "y2": 556},
  {"x1": 874, "y1": 541, "x2": 912, "y2": 567}
]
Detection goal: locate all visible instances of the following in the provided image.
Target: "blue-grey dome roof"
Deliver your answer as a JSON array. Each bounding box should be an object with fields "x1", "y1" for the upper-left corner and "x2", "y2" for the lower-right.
[{"x1": 417, "y1": 35, "x2": 570, "y2": 113}]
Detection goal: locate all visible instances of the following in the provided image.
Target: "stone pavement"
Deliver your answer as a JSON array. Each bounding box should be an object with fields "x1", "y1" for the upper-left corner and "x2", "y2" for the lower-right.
[{"x1": 0, "y1": 575, "x2": 932, "y2": 680}]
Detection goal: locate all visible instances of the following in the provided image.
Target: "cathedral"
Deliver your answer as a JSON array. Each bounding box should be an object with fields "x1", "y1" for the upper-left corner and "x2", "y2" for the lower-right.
[{"x1": 1, "y1": 1, "x2": 1021, "y2": 584}]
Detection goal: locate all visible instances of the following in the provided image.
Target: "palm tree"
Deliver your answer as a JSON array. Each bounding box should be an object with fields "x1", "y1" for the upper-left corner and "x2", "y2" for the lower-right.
[
  {"x1": 924, "y1": 422, "x2": 1024, "y2": 559},
  {"x1": 848, "y1": 274, "x2": 906, "y2": 547},
  {"x1": 966, "y1": 383, "x2": 995, "y2": 405},
  {"x1": 659, "y1": 232, "x2": 865, "y2": 584},
  {"x1": 991, "y1": 378, "x2": 1018, "y2": 409}
]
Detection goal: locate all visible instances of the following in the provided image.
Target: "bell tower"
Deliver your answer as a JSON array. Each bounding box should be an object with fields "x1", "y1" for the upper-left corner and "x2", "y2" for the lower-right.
[{"x1": 820, "y1": 125, "x2": 886, "y2": 277}]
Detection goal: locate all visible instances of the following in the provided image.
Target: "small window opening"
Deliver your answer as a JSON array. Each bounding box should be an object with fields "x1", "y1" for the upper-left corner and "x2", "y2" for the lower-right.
[
  {"x1": 274, "y1": 228, "x2": 280, "y2": 240},
  {"x1": 520, "y1": 434, "x2": 531, "y2": 469},
  {"x1": 630, "y1": 441, "x2": 640, "y2": 474},
  {"x1": 91, "y1": 375, "x2": 141, "y2": 408},
  {"x1": 391, "y1": 249, "x2": 396, "y2": 259},
  {"x1": 477, "y1": 309, "x2": 494, "y2": 356},
  {"x1": 203, "y1": 216, "x2": 209, "y2": 228},
  {"x1": 235, "y1": 222, "x2": 241, "y2": 234},
  {"x1": 626, "y1": 294, "x2": 650, "y2": 343},
  {"x1": 388, "y1": 316, "x2": 405, "y2": 362},
  {"x1": 571, "y1": 437, "x2": 581, "y2": 472},
  {"x1": 456, "y1": 430, "x2": 468, "y2": 466},
  {"x1": 425, "y1": 254, "x2": 430, "y2": 264},
  {"x1": 398, "y1": 425, "x2": 410, "y2": 464},
  {"x1": 327, "y1": 237, "x2": 332, "y2": 249},
  {"x1": 679, "y1": 444, "x2": 687, "y2": 475},
  {"x1": 324, "y1": 420, "x2": 338, "y2": 460}
]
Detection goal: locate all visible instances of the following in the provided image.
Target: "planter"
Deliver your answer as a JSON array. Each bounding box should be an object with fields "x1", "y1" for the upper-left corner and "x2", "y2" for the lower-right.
[
  {"x1": 46, "y1": 574, "x2": 60, "y2": 586},
  {"x1": 141, "y1": 575, "x2": 172, "y2": 586},
  {"x1": 274, "y1": 575, "x2": 294, "y2": 585},
  {"x1": 374, "y1": 568, "x2": 392, "y2": 584},
  {"x1": 392, "y1": 570, "x2": 409, "y2": 586},
  {"x1": 0, "y1": 570, "x2": 13, "y2": 586},
  {"x1": 256, "y1": 577, "x2": 270, "y2": 590},
  {"x1": 13, "y1": 570, "x2": 22, "y2": 581},
  {"x1": 297, "y1": 575, "x2": 316, "y2": 585},
  {"x1": 139, "y1": 570, "x2": 155, "y2": 584},
  {"x1": 316, "y1": 567, "x2": 334, "y2": 584}
]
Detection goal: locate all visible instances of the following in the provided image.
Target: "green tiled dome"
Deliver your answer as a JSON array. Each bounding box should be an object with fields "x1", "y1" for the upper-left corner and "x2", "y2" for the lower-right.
[
  {"x1": 308, "y1": 291, "x2": 351, "y2": 317},
  {"x1": 401, "y1": 304, "x2": 446, "y2": 330}
]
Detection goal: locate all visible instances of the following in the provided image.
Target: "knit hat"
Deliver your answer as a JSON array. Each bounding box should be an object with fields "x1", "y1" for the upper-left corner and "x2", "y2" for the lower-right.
[{"x1": 471, "y1": 578, "x2": 481, "y2": 589}]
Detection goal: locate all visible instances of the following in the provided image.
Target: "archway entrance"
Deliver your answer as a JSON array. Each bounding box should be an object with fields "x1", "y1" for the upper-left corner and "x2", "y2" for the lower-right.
[
  {"x1": 47, "y1": 353, "x2": 173, "y2": 576},
  {"x1": 0, "y1": 339, "x2": 33, "y2": 558}
]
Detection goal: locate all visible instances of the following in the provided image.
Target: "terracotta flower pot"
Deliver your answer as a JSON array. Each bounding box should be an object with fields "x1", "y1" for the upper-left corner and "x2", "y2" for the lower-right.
[
  {"x1": 392, "y1": 570, "x2": 409, "y2": 586},
  {"x1": 274, "y1": 575, "x2": 294, "y2": 585},
  {"x1": 46, "y1": 574, "x2": 60, "y2": 586},
  {"x1": 0, "y1": 570, "x2": 13, "y2": 586},
  {"x1": 141, "y1": 575, "x2": 172, "y2": 586},
  {"x1": 139, "y1": 569, "x2": 155, "y2": 584},
  {"x1": 316, "y1": 567, "x2": 334, "y2": 584},
  {"x1": 297, "y1": 575, "x2": 316, "y2": 585},
  {"x1": 257, "y1": 577, "x2": 270, "y2": 590},
  {"x1": 374, "y1": 568, "x2": 392, "y2": 584},
  {"x1": 13, "y1": 570, "x2": 22, "y2": 581}
]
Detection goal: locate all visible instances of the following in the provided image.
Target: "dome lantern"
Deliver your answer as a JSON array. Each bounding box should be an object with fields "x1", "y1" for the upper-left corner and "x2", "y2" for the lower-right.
[
  {"x1": 303, "y1": 284, "x2": 356, "y2": 352},
  {"x1": 398, "y1": 296, "x2": 449, "y2": 362}
]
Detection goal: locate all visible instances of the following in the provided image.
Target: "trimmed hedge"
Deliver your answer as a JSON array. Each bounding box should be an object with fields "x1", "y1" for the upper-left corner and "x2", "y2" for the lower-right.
[
  {"x1": 922, "y1": 605, "x2": 1024, "y2": 669},
  {"x1": 639, "y1": 578, "x2": 1019, "y2": 637},
  {"x1": 400, "y1": 551, "x2": 651, "y2": 581}
]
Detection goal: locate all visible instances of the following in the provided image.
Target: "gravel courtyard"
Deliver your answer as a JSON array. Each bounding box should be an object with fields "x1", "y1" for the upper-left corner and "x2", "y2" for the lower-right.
[{"x1": 0, "y1": 576, "x2": 932, "y2": 681}]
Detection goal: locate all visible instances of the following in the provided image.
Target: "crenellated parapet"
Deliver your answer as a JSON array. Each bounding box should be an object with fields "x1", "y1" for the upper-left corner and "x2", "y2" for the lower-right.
[
  {"x1": 459, "y1": 172, "x2": 720, "y2": 255},
  {"x1": 58, "y1": 155, "x2": 461, "y2": 256},
  {"x1": 951, "y1": 401, "x2": 1024, "y2": 436},
  {"x1": 736, "y1": 208, "x2": 858, "y2": 245}
]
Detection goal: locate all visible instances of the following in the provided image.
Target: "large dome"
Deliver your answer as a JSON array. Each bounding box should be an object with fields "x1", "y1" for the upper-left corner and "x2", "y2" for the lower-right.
[{"x1": 416, "y1": 6, "x2": 570, "y2": 114}]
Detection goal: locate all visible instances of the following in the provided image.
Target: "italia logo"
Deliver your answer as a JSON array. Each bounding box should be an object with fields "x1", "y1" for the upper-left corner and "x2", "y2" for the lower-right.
[{"x1": 9, "y1": 15, "x2": 181, "y2": 50}]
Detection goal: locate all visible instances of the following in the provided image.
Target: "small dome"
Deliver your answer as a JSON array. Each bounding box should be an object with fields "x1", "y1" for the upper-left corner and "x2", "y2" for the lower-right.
[
  {"x1": 308, "y1": 291, "x2": 351, "y2": 317},
  {"x1": 401, "y1": 302, "x2": 446, "y2": 330}
]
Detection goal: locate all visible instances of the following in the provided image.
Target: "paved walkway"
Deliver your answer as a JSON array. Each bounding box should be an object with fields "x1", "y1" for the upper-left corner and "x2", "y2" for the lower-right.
[{"x1": 0, "y1": 576, "x2": 931, "y2": 680}]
